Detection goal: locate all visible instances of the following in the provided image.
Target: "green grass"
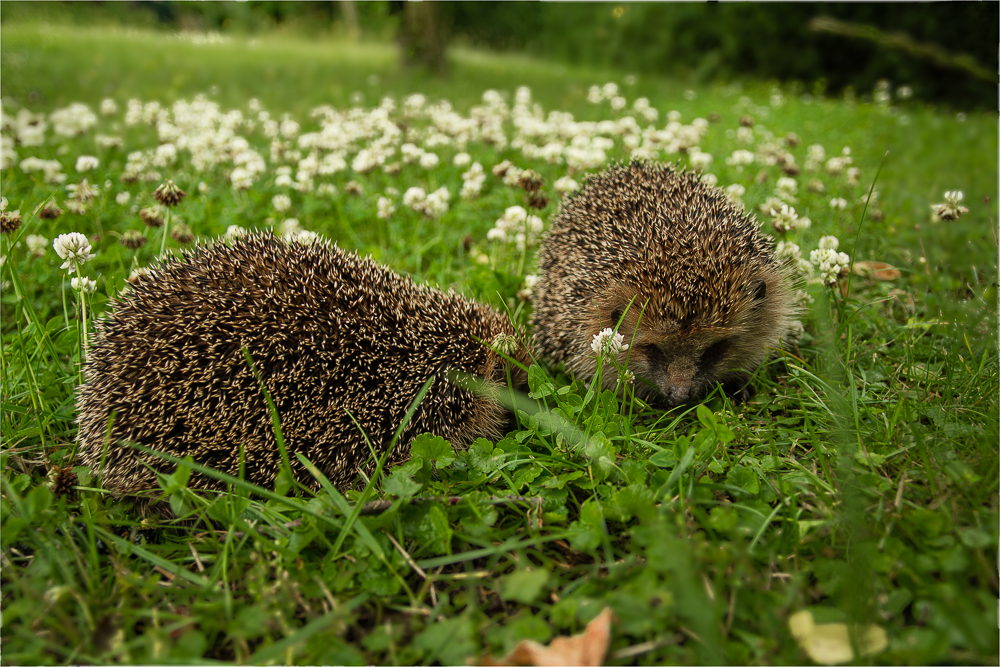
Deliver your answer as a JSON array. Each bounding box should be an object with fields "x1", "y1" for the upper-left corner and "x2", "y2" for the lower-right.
[{"x1": 2, "y1": 22, "x2": 998, "y2": 665}]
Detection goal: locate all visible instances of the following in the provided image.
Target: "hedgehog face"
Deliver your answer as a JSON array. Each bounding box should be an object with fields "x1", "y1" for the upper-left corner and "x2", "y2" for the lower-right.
[{"x1": 591, "y1": 271, "x2": 787, "y2": 406}]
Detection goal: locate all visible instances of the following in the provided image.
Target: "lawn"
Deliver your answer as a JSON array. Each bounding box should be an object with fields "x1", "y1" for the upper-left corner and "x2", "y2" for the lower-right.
[{"x1": 1, "y1": 22, "x2": 997, "y2": 665}]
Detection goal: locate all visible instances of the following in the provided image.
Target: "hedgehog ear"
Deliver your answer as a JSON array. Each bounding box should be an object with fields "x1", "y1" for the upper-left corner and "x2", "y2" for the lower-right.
[
  {"x1": 611, "y1": 306, "x2": 625, "y2": 326},
  {"x1": 748, "y1": 279, "x2": 767, "y2": 302}
]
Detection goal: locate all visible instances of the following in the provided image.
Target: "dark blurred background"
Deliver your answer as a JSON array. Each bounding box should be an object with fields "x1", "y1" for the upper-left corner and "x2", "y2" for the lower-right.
[{"x1": 2, "y1": 1, "x2": 996, "y2": 110}]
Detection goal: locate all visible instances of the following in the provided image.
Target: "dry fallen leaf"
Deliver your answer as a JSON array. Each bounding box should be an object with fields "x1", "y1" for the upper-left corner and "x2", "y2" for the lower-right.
[
  {"x1": 789, "y1": 609, "x2": 888, "y2": 665},
  {"x1": 852, "y1": 261, "x2": 902, "y2": 281},
  {"x1": 481, "y1": 606, "x2": 614, "y2": 666}
]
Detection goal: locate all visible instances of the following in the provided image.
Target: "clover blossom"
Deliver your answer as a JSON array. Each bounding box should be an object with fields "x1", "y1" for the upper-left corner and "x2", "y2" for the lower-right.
[
  {"x1": 53, "y1": 233, "x2": 96, "y2": 272},
  {"x1": 931, "y1": 190, "x2": 969, "y2": 221},
  {"x1": 810, "y1": 246, "x2": 851, "y2": 287},
  {"x1": 376, "y1": 196, "x2": 395, "y2": 220},
  {"x1": 591, "y1": 328, "x2": 629, "y2": 357},
  {"x1": 71, "y1": 276, "x2": 97, "y2": 294}
]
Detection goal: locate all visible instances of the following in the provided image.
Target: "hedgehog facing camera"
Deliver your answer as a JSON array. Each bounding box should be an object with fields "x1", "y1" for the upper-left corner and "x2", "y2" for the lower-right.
[
  {"x1": 531, "y1": 162, "x2": 798, "y2": 407},
  {"x1": 77, "y1": 232, "x2": 531, "y2": 499}
]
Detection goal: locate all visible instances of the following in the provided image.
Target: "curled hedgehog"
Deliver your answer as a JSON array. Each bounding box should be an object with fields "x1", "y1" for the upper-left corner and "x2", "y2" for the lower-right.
[
  {"x1": 531, "y1": 162, "x2": 798, "y2": 406},
  {"x1": 77, "y1": 232, "x2": 530, "y2": 495}
]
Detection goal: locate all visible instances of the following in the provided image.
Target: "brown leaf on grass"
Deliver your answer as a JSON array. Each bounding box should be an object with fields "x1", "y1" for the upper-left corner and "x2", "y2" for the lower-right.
[
  {"x1": 480, "y1": 607, "x2": 614, "y2": 666},
  {"x1": 852, "y1": 261, "x2": 901, "y2": 281}
]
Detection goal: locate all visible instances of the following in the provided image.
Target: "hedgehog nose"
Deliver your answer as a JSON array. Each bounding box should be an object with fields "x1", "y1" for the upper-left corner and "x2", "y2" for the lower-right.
[{"x1": 664, "y1": 384, "x2": 690, "y2": 406}]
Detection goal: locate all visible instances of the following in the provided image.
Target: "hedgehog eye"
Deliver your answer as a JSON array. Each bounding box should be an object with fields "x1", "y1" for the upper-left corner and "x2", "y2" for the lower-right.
[
  {"x1": 748, "y1": 279, "x2": 767, "y2": 302},
  {"x1": 702, "y1": 339, "x2": 731, "y2": 366}
]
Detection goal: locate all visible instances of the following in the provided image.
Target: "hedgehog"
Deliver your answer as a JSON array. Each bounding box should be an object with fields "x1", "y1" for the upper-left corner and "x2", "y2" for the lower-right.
[
  {"x1": 77, "y1": 231, "x2": 531, "y2": 497},
  {"x1": 531, "y1": 162, "x2": 797, "y2": 406}
]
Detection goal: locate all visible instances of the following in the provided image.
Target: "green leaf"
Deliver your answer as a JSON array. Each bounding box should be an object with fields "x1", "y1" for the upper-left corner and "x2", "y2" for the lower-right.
[
  {"x1": 583, "y1": 432, "x2": 616, "y2": 479},
  {"x1": 958, "y1": 526, "x2": 992, "y2": 549},
  {"x1": 512, "y1": 465, "x2": 542, "y2": 490},
  {"x1": 649, "y1": 449, "x2": 678, "y2": 468},
  {"x1": 541, "y1": 470, "x2": 584, "y2": 489},
  {"x1": 726, "y1": 465, "x2": 760, "y2": 495},
  {"x1": 413, "y1": 615, "x2": 475, "y2": 666},
  {"x1": 468, "y1": 438, "x2": 502, "y2": 473},
  {"x1": 410, "y1": 433, "x2": 456, "y2": 468},
  {"x1": 696, "y1": 404, "x2": 716, "y2": 430},
  {"x1": 415, "y1": 504, "x2": 452, "y2": 555},
  {"x1": 527, "y1": 363, "x2": 555, "y2": 398},
  {"x1": 383, "y1": 466, "x2": 422, "y2": 498},
  {"x1": 613, "y1": 484, "x2": 655, "y2": 521},
  {"x1": 501, "y1": 568, "x2": 550, "y2": 604}
]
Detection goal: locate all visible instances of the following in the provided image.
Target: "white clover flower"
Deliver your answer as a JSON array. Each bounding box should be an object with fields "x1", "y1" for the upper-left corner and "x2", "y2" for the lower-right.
[
  {"x1": 419, "y1": 152, "x2": 440, "y2": 169},
  {"x1": 775, "y1": 176, "x2": 798, "y2": 199},
  {"x1": 554, "y1": 176, "x2": 579, "y2": 195},
  {"x1": 75, "y1": 155, "x2": 99, "y2": 172},
  {"x1": 52, "y1": 232, "x2": 95, "y2": 271},
  {"x1": 587, "y1": 86, "x2": 603, "y2": 104},
  {"x1": 198, "y1": 182, "x2": 209, "y2": 193},
  {"x1": 736, "y1": 126, "x2": 755, "y2": 144},
  {"x1": 100, "y1": 98, "x2": 118, "y2": 115},
  {"x1": 50, "y1": 103, "x2": 97, "y2": 137},
  {"x1": 931, "y1": 190, "x2": 969, "y2": 221},
  {"x1": 602, "y1": 82, "x2": 619, "y2": 99},
  {"x1": 810, "y1": 247, "x2": 851, "y2": 287},
  {"x1": 376, "y1": 196, "x2": 395, "y2": 219},
  {"x1": 1, "y1": 136, "x2": 16, "y2": 169},
  {"x1": 291, "y1": 229, "x2": 318, "y2": 244},
  {"x1": 453, "y1": 152, "x2": 471, "y2": 167},
  {"x1": 725, "y1": 183, "x2": 746, "y2": 201},
  {"x1": 610, "y1": 96, "x2": 627, "y2": 112},
  {"x1": 486, "y1": 227, "x2": 506, "y2": 242},
  {"x1": 115, "y1": 191, "x2": 131, "y2": 206},
  {"x1": 461, "y1": 163, "x2": 486, "y2": 199},
  {"x1": 591, "y1": 327, "x2": 629, "y2": 356},
  {"x1": 726, "y1": 149, "x2": 754, "y2": 170},
  {"x1": 770, "y1": 204, "x2": 801, "y2": 233},
  {"x1": 272, "y1": 194, "x2": 292, "y2": 213},
  {"x1": 71, "y1": 276, "x2": 97, "y2": 294},
  {"x1": 775, "y1": 241, "x2": 801, "y2": 262},
  {"x1": 807, "y1": 144, "x2": 826, "y2": 162},
  {"x1": 689, "y1": 150, "x2": 712, "y2": 171},
  {"x1": 0, "y1": 197, "x2": 7, "y2": 212},
  {"x1": 224, "y1": 225, "x2": 246, "y2": 242},
  {"x1": 422, "y1": 187, "x2": 450, "y2": 218},
  {"x1": 701, "y1": 173, "x2": 719, "y2": 188},
  {"x1": 785, "y1": 320, "x2": 805, "y2": 344},
  {"x1": 403, "y1": 187, "x2": 426, "y2": 209},
  {"x1": 279, "y1": 117, "x2": 300, "y2": 138},
  {"x1": 25, "y1": 234, "x2": 48, "y2": 257},
  {"x1": 64, "y1": 200, "x2": 87, "y2": 215},
  {"x1": 401, "y1": 143, "x2": 424, "y2": 164},
  {"x1": 830, "y1": 197, "x2": 848, "y2": 210},
  {"x1": 818, "y1": 235, "x2": 840, "y2": 251},
  {"x1": 66, "y1": 178, "x2": 99, "y2": 202},
  {"x1": 279, "y1": 218, "x2": 302, "y2": 237}
]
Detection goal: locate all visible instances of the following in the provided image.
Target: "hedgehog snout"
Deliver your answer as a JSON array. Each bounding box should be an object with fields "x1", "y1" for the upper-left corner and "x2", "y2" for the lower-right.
[{"x1": 661, "y1": 356, "x2": 697, "y2": 406}]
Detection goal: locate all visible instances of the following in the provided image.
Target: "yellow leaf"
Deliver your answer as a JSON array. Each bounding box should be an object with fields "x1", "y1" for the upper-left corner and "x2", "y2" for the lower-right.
[
  {"x1": 852, "y1": 260, "x2": 901, "y2": 281},
  {"x1": 481, "y1": 607, "x2": 614, "y2": 666},
  {"x1": 788, "y1": 610, "x2": 888, "y2": 665}
]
